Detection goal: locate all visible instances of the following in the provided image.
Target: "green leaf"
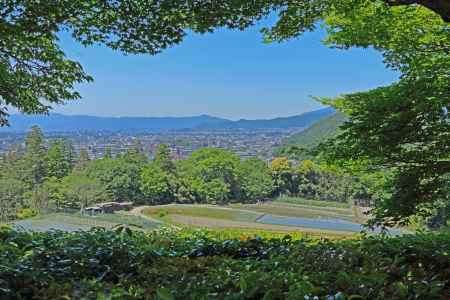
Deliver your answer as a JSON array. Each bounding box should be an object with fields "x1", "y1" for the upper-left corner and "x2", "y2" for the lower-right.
[
  {"x1": 239, "y1": 277, "x2": 247, "y2": 291},
  {"x1": 348, "y1": 296, "x2": 364, "y2": 300},
  {"x1": 156, "y1": 288, "x2": 174, "y2": 300}
]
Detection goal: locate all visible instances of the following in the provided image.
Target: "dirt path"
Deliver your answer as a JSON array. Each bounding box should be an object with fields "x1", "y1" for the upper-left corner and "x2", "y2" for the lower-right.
[{"x1": 123, "y1": 206, "x2": 164, "y2": 224}]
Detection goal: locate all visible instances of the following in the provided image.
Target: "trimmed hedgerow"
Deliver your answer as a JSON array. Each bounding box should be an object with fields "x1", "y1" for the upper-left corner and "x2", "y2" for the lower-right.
[{"x1": 0, "y1": 226, "x2": 448, "y2": 299}]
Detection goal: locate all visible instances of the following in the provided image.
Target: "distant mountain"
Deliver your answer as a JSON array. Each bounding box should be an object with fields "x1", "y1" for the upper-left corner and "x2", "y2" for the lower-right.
[
  {"x1": 1, "y1": 107, "x2": 334, "y2": 132},
  {"x1": 201, "y1": 107, "x2": 335, "y2": 130},
  {"x1": 1, "y1": 114, "x2": 230, "y2": 132},
  {"x1": 282, "y1": 112, "x2": 347, "y2": 148}
]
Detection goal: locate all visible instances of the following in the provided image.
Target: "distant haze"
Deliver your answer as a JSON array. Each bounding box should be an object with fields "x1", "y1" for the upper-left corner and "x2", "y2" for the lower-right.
[{"x1": 1, "y1": 107, "x2": 335, "y2": 133}]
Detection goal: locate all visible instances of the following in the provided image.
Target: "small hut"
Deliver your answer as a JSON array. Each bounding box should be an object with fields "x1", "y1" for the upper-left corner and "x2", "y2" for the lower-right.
[{"x1": 85, "y1": 202, "x2": 133, "y2": 215}]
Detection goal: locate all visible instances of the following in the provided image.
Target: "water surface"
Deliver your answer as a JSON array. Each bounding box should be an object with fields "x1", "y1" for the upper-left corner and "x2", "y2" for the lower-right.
[{"x1": 258, "y1": 214, "x2": 401, "y2": 234}]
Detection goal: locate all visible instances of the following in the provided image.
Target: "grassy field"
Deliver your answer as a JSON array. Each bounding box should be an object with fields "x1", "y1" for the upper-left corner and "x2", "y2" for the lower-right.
[
  {"x1": 170, "y1": 226, "x2": 350, "y2": 240},
  {"x1": 12, "y1": 212, "x2": 160, "y2": 232},
  {"x1": 142, "y1": 205, "x2": 261, "y2": 222},
  {"x1": 12, "y1": 200, "x2": 367, "y2": 236},
  {"x1": 167, "y1": 214, "x2": 353, "y2": 236},
  {"x1": 141, "y1": 203, "x2": 362, "y2": 236},
  {"x1": 231, "y1": 202, "x2": 360, "y2": 222}
]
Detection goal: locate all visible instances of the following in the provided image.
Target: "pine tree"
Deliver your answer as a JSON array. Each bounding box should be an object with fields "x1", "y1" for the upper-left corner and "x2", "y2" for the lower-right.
[
  {"x1": 125, "y1": 138, "x2": 147, "y2": 164},
  {"x1": 61, "y1": 139, "x2": 76, "y2": 168},
  {"x1": 154, "y1": 144, "x2": 175, "y2": 173},
  {"x1": 45, "y1": 140, "x2": 72, "y2": 179},
  {"x1": 76, "y1": 149, "x2": 90, "y2": 170},
  {"x1": 23, "y1": 125, "x2": 46, "y2": 186},
  {"x1": 25, "y1": 125, "x2": 45, "y2": 156}
]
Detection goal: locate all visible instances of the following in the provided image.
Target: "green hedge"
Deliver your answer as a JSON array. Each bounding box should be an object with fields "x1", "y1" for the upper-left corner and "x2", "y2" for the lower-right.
[
  {"x1": 274, "y1": 196, "x2": 351, "y2": 208},
  {"x1": 0, "y1": 226, "x2": 448, "y2": 299}
]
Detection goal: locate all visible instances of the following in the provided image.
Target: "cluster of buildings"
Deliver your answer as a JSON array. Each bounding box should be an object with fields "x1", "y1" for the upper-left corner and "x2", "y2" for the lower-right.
[
  {"x1": 0, "y1": 128, "x2": 301, "y2": 161},
  {"x1": 140, "y1": 129, "x2": 296, "y2": 160}
]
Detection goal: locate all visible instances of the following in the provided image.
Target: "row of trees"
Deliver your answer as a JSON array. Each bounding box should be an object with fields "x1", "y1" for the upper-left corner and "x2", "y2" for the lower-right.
[
  {"x1": 142, "y1": 146, "x2": 380, "y2": 206},
  {"x1": 0, "y1": 126, "x2": 380, "y2": 221},
  {"x1": 0, "y1": 126, "x2": 145, "y2": 219}
]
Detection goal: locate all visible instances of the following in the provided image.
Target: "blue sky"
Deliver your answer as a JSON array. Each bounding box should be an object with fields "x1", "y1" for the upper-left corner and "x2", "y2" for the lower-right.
[{"x1": 55, "y1": 23, "x2": 398, "y2": 120}]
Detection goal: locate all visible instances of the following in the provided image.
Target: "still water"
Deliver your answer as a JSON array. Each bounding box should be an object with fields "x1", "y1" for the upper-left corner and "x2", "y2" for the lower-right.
[{"x1": 258, "y1": 214, "x2": 401, "y2": 234}]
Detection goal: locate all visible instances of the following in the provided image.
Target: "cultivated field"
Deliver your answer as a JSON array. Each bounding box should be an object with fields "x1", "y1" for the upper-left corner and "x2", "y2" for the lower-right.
[
  {"x1": 12, "y1": 212, "x2": 160, "y2": 232},
  {"x1": 141, "y1": 201, "x2": 367, "y2": 235},
  {"x1": 11, "y1": 200, "x2": 374, "y2": 236}
]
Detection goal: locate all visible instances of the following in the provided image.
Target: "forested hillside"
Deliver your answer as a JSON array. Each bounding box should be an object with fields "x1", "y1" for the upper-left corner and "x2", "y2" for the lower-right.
[{"x1": 283, "y1": 113, "x2": 346, "y2": 148}]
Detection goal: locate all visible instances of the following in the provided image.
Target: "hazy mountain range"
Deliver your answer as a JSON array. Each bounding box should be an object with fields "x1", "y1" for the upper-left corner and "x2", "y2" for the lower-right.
[{"x1": 1, "y1": 107, "x2": 334, "y2": 132}]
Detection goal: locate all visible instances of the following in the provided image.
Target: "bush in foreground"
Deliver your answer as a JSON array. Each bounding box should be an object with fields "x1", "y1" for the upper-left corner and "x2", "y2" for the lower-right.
[{"x1": 0, "y1": 226, "x2": 448, "y2": 299}]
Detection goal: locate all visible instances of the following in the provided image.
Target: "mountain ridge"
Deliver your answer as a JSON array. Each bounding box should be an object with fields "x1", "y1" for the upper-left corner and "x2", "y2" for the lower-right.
[
  {"x1": 1, "y1": 107, "x2": 334, "y2": 132},
  {"x1": 197, "y1": 107, "x2": 335, "y2": 130}
]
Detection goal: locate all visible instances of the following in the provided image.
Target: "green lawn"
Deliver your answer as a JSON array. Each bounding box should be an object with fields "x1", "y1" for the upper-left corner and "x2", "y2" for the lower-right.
[{"x1": 142, "y1": 205, "x2": 261, "y2": 222}]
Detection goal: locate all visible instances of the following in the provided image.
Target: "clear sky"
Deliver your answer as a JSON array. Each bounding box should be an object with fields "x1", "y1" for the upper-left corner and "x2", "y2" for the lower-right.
[{"x1": 54, "y1": 23, "x2": 399, "y2": 120}]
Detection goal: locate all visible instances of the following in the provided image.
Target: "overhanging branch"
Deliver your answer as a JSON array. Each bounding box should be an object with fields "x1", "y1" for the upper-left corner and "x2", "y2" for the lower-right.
[{"x1": 386, "y1": 0, "x2": 450, "y2": 22}]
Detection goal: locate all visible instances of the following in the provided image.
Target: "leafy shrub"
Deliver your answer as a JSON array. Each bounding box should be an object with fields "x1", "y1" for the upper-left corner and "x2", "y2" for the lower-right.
[
  {"x1": 16, "y1": 208, "x2": 38, "y2": 219},
  {"x1": 158, "y1": 210, "x2": 168, "y2": 218},
  {"x1": 0, "y1": 227, "x2": 448, "y2": 299},
  {"x1": 275, "y1": 196, "x2": 350, "y2": 208}
]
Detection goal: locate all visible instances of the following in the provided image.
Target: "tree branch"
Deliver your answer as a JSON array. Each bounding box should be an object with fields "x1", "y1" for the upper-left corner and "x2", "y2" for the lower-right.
[{"x1": 386, "y1": 0, "x2": 450, "y2": 22}]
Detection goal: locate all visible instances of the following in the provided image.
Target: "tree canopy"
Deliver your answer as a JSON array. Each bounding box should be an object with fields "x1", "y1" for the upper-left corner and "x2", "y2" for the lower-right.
[
  {"x1": 312, "y1": 1, "x2": 450, "y2": 226},
  {"x1": 1, "y1": 0, "x2": 447, "y2": 125},
  {"x1": 1, "y1": 0, "x2": 448, "y2": 225}
]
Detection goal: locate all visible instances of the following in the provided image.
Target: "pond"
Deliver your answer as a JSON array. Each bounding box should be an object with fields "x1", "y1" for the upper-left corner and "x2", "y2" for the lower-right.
[{"x1": 257, "y1": 214, "x2": 402, "y2": 234}]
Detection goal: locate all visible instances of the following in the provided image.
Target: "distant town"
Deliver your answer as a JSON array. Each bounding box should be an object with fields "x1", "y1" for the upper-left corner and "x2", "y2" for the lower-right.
[{"x1": 0, "y1": 128, "x2": 301, "y2": 161}]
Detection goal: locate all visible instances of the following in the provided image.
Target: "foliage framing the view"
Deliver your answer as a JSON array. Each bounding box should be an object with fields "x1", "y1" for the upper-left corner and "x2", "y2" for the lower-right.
[
  {"x1": 259, "y1": 1, "x2": 449, "y2": 227},
  {"x1": 312, "y1": 2, "x2": 450, "y2": 226},
  {"x1": 0, "y1": 226, "x2": 449, "y2": 299},
  {"x1": 0, "y1": 0, "x2": 447, "y2": 125},
  {"x1": 1, "y1": 1, "x2": 449, "y2": 226}
]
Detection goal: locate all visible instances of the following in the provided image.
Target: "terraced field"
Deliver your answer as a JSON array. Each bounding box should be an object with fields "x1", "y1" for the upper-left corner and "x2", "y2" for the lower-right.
[
  {"x1": 231, "y1": 202, "x2": 361, "y2": 222},
  {"x1": 141, "y1": 202, "x2": 367, "y2": 235},
  {"x1": 11, "y1": 201, "x2": 390, "y2": 236},
  {"x1": 12, "y1": 212, "x2": 161, "y2": 232}
]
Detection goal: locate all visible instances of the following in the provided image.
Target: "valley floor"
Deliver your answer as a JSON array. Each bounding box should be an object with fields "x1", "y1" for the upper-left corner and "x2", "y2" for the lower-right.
[
  {"x1": 138, "y1": 202, "x2": 370, "y2": 236},
  {"x1": 11, "y1": 201, "x2": 400, "y2": 237}
]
